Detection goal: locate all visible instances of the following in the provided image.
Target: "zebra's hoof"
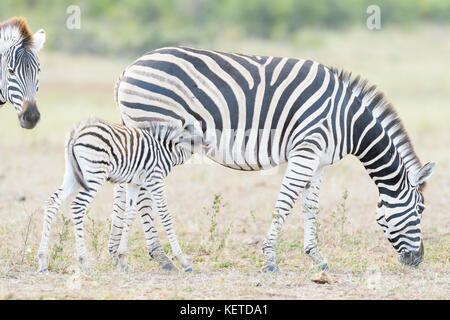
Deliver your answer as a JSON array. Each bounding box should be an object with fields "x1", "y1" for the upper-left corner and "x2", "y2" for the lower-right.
[
  {"x1": 183, "y1": 266, "x2": 193, "y2": 272},
  {"x1": 316, "y1": 262, "x2": 330, "y2": 271},
  {"x1": 37, "y1": 267, "x2": 49, "y2": 273},
  {"x1": 161, "y1": 263, "x2": 176, "y2": 271},
  {"x1": 261, "y1": 264, "x2": 280, "y2": 273}
]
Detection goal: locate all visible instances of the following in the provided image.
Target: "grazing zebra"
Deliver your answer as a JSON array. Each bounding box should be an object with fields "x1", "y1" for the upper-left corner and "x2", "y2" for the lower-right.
[
  {"x1": 112, "y1": 46, "x2": 435, "y2": 271},
  {"x1": 37, "y1": 117, "x2": 202, "y2": 272},
  {"x1": 0, "y1": 17, "x2": 45, "y2": 129}
]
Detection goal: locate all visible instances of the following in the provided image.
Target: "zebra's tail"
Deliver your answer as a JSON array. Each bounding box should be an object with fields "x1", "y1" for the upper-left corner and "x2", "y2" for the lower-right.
[{"x1": 65, "y1": 119, "x2": 93, "y2": 191}]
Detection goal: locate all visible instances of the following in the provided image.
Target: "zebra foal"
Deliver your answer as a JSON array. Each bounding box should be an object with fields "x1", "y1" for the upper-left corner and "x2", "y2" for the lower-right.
[{"x1": 37, "y1": 117, "x2": 202, "y2": 272}]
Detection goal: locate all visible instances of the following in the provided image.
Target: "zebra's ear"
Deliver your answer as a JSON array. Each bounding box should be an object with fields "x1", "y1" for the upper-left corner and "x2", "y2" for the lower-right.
[
  {"x1": 32, "y1": 29, "x2": 45, "y2": 52},
  {"x1": 410, "y1": 162, "x2": 436, "y2": 187}
]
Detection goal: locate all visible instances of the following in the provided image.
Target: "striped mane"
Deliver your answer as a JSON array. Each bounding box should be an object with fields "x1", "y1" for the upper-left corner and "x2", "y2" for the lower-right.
[
  {"x1": 329, "y1": 67, "x2": 423, "y2": 177},
  {"x1": 138, "y1": 120, "x2": 187, "y2": 146},
  {"x1": 0, "y1": 17, "x2": 34, "y2": 49}
]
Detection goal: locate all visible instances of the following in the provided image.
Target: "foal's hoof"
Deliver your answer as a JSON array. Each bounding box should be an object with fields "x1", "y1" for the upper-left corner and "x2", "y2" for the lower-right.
[
  {"x1": 261, "y1": 264, "x2": 280, "y2": 273},
  {"x1": 117, "y1": 254, "x2": 129, "y2": 272},
  {"x1": 118, "y1": 262, "x2": 129, "y2": 272},
  {"x1": 316, "y1": 261, "x2": 330, "y2": 271}
]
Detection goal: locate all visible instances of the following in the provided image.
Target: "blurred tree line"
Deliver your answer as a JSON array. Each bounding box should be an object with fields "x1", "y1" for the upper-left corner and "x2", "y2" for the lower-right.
[{"x1": 1, "y1": 0, "x2": 449, "y2": 57}]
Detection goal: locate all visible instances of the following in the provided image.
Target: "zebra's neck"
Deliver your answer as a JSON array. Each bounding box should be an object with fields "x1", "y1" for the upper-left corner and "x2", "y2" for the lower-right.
[
  {"x1": 354, "y1": 116, "x2": 409, "y2": 199},
  {"x1": 328, "y1": 68, "x2": 422, "y2": 199},
  {"x1": 150, "y1": 133, "x2": 191, "y2": 174}
]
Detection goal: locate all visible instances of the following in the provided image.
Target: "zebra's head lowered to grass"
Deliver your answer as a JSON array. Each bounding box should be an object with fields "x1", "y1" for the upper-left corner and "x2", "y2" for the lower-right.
[
  {"x1": 375, "y1": 162, "x2": 435, "y2": 266},
  {"x1": 0, "y1": 17, "x2": 45, "y2": 129}
]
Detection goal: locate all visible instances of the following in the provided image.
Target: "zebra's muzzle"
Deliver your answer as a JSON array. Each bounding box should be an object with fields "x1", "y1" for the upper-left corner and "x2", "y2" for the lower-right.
[
  {"x1": 19, "y1": 101, "x2": 41, "y2": 129},
  {"x1": 398, "y1": 241, "x2": 424, "y2": 267}
]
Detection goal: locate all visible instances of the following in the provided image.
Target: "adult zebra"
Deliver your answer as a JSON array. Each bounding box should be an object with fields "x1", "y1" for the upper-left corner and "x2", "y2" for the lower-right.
[
  {"x1": 112, "y1": 46, "x2": 435, "y2": 271},
  {"x1": 0, "y1": 17, "x2": 45, "y2": 129}
]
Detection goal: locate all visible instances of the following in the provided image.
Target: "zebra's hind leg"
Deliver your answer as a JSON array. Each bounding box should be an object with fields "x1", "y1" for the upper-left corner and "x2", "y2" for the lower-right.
[
  {"x1": 262, "y1": 153, "x2": 321, "y2": 273},
  {"x1": 71, "y1": 183, "x2": 102, "y2": 273},
  {"x1": 117, "y1": 183, "x2": 140, "y2": 272},
  {"x1": 37, "y1": 171, "x2": 79, "y2": 272},
  {"x1": 138, "y1": 187, "x2": 177, "y2": 271},
  {"x1": 302, "y1": 169, "x2": 329, "y2": 270}
]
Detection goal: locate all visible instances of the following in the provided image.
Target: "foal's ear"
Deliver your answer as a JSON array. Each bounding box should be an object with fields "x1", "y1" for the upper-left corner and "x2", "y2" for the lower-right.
[
  {"x1": 176, "y1": 119, "x2": 203, "y2": 152},
  {"x1": 410, "y1": 162, "x2": 436, "y2": 187},
  {"x1": 32, "y1": 29, "x2": 45, "y2": 52}
]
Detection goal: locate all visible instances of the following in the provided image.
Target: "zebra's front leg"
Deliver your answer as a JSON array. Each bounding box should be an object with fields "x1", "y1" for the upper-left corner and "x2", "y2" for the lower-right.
[
  {"x1": 302, "y1": 169, "x2": 329, "y2": 270},
  {"x1": 108, "y1": 184, "x2": 126, "y2": 266},
  {"x1": 262, "y1": 154, "x2": 320, "y2": 273},
  {"x1": 117, "y1": 183, "x2": 140, "y2": 271},
  {"x1": 138, "y1": 187, "x2": 177, "y2": 271},
  {"x1": 150, "y1": 180, "x2": 192, "y2": 272}
]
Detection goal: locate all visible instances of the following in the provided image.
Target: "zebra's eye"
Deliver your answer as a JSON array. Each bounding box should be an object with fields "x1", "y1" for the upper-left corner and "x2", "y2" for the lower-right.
[
  {"x1": 417, "y1": 205, "x2": 425, "y2": 214},
  {"x1": 8, "y1": 68, "x2": 15, "y2": 76}
]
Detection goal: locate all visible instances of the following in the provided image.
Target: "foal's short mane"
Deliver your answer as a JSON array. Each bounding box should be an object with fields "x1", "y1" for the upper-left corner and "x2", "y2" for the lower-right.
[
  {"x1": 328, "y1": 66, "x2": 423, "y2": 180},
  {"x1": 0, "y1": 17, "x2": 34, "y2": 49},
  {"x1": 75, "y1": 116, "x2": 184, "y2": 147}
]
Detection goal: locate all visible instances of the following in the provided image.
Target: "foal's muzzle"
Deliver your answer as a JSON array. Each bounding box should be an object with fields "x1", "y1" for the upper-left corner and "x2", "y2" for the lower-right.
[
  {"x1": 398, "y1": 241, "x2": 424, "y2": 266},
  {"x1": 19, "y1": 101, "x2": 41, "y2": 129}
]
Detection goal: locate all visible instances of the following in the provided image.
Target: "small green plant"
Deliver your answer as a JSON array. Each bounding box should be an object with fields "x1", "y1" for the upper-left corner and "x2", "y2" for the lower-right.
[
  {"x1": 19, "y1": 206, "x2": 36, "y2": 265},
  {"x1": 205, "y1": 193, "x2": 223, "y2": 242},
  {"x1": 203, "y1": 193, "x2": 233, "y2": 255},
  {"x1": 330, "y1": 189, "x2": 349, "y2": 246},
  {"x1": 213, "y1": 261, "x2": 236, "y2": 269},
  {"x1": 51, "y1": 212, "x2": 71, "y2": 264},
  {"x1": 86, "y1": 215, "x2": 106, "y2": 256}
]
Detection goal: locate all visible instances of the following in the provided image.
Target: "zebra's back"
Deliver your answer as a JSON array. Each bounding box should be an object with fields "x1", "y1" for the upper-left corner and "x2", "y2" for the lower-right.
[{"x1": 116, "y1": 46, "x2": 339, "y2": 170}]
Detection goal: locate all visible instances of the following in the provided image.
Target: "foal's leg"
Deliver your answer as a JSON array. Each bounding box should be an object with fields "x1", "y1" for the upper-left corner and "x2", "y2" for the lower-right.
[
  {"x1": 302, "y1": 169, "x2": 329, "y2": 270},
  {"x1": 37, "y1": 170, "x2": 78, "y2": 272},
  {"x1": 108, "y1": 184, "x2": 126, "y2": 265},
  {"x1": 117, "y1": 183, "x2": 140, "y2": 271},
  {"x1": 137, "y1": 187, "x2": 177, "y2": 271},
  {"x1": 149, "y1": 179, "x2": 192, "y2": 272},
  {"x1": 108, "y1": 184, "x2": 176, "y2": 270},
  {"x1": 70, "y1": 181, "x2": 103, "y2": 273}
]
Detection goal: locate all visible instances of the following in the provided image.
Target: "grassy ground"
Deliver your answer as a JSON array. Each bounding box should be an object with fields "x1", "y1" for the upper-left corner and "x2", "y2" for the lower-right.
[{"x1": 0, "y1": 25, "x2": 449, "y2": 299}]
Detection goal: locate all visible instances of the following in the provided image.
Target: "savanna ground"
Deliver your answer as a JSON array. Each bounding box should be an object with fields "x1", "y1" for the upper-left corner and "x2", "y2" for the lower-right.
[{"x1": 0, "y1": 25, "x2": 448, "y2": 299}]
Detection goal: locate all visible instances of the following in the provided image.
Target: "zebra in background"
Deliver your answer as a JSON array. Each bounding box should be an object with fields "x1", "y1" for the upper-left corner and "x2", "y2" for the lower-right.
[
  {"x1": 113, "y1": 46, "x2": 435, "y2": 271},
  {"x1": 37, "y1": 117, "x2": 202, "y2": 272},
  {"x1": 0, "y1": 17, "x2": 45, "y2": 129}
]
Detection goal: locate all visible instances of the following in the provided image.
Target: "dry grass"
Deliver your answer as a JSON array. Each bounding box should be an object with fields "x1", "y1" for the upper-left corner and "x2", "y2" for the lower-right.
[{"x1": 0, "y1": 25, "x2": 449, "y2": 299}]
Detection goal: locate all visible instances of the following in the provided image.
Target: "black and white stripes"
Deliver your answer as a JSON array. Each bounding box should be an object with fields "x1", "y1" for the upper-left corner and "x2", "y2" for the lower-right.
[
  {"x1": 112, "y1": 46, "x2": 434, "y2": 270},
  {"x1": 38, "y1": 118, "x2": 202, "y2": 272}
]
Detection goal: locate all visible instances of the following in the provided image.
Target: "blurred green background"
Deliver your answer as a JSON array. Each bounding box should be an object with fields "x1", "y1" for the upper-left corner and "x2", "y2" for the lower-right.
[
  {"x1": 0, "y1": 0, "x2": 449, "y2": 150},
  {"x1": 1, "y1": 0, "x2": 450, "y2": 57}
]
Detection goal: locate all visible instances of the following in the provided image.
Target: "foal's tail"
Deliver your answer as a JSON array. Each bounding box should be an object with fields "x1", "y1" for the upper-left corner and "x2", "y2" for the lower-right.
[{"x1": 65, "y1": 119, "x2": 96, "y2": 191}]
